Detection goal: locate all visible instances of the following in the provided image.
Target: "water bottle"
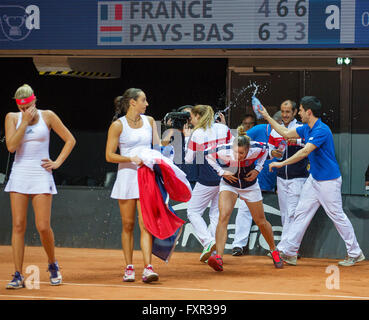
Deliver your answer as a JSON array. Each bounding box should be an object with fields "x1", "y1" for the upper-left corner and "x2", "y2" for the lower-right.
[
  {"x1": 275, "y1": 140, "x2": 287, "y2": 160},
  {"x1": 251, "y1": 96, "x2": 264, "y2": 119},
  {"x1": 214, "y1": 111, "x2": 222, "y2": 122}
]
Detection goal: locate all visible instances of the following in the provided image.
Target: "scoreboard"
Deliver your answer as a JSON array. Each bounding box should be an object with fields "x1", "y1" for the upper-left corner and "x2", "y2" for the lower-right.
[{"x1": 0, "y1": 0, "x2": 368, "y2": 49}]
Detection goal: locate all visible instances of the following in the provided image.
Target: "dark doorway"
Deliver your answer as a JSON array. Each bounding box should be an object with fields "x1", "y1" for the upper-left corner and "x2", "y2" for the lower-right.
[
  {"x1": 229, "y1": 71, "x2": 301, "y2": 129},
  {"x1": 228, "y1": 70, "x2": 341, "y2": 132}
]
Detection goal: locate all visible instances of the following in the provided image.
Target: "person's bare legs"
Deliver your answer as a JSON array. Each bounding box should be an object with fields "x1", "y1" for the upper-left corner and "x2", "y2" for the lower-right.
[
  {"x1": 118, "y1": 199, "x2": 137, "y2": 266},
  {"x1": 32, "y1": 194, "x2": 56, "y2": 264},
  {"x1": 215, "y1": 191, "x2": 238, "y2": 257},
  {"x1": 245, "y1": 200, "x2": 276, "y2": 251},
  {"x1": 137, "y1": 200, "x2": 153, "y2": 267},
  {"x1": 9, "y1": 192, "x2": 29, "y2": 273}
]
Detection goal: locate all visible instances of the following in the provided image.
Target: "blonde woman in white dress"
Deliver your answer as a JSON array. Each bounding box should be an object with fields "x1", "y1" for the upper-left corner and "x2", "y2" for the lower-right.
[{"x1": 4, "y1": 84, "x2": 76, "y2": 289}]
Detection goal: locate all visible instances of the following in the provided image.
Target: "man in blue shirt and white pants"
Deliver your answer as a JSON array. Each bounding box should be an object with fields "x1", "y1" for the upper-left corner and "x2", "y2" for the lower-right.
[{"x1": 259, "y1": 96, "x2": 364, "y2": 266}]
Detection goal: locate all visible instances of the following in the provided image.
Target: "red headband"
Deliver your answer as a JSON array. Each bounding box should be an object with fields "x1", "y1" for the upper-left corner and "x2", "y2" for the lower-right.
[{"x1": 16, "y1": 93, "x2": 36, "y2": 105}]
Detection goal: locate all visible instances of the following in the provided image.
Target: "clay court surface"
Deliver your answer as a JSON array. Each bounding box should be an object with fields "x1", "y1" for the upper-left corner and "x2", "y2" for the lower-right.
[{"x1": 0, "y1": 245, "x2": 368, "y2": 300}]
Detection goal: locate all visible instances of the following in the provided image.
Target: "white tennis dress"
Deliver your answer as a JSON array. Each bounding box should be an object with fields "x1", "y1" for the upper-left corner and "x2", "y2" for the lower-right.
[
  {"x1": 5, "y1": 110, "x2": 57, "y2": 195},
  {"x1": 110, "y1": 115, "x2": 152, "y2": 199}
]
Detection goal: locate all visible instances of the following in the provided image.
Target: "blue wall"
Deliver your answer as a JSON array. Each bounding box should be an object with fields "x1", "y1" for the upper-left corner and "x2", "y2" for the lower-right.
[{"x1": 0, "y1": 0, "x2": 368, "y2": 49}]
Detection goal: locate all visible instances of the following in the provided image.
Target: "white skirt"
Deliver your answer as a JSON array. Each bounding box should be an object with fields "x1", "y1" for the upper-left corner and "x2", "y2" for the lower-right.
[
  {"x1": 4, "y1": 160, "x2": 57, "y2": 195},
  {"x1": 110, "y1": 162, "x2": 139, "y2": 199}
]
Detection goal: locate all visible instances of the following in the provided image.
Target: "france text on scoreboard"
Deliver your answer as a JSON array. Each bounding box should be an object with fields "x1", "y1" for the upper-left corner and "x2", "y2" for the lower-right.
[{"x1": 0, "y1": 0, "x2": 368, "y2": 49}]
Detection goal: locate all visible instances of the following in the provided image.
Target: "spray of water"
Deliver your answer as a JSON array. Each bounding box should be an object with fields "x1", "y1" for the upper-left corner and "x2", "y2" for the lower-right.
[
  {"x1": 215, "y1": 81, "x2": 268, "y2": 121},
  {"x1": 253, "y1": 83, "x2": 259, "y2": 97}
]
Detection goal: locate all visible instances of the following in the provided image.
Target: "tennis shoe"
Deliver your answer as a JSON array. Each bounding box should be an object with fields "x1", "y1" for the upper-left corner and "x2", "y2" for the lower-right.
[
  {"x1": 338, "y1": 252, "x2": 365, "y2": 267},
  {"x1": 123, "y1": 265, "x2": 135, "y2": 282},
  {"x1": 142, "y1": 264, "x2": 159, "y2": 283},
  {"x1": 271, "y1": 250, "x2": 284, "y2": 268},
  {"x1": 200, "y1": 240, "x2": 216, "y2": 263},
  {"x1": 48, "y1": 261, "x2": 62, "y2": 286},
  {"x1": 280, "y1": 252, "x2": 297, "y2": 266},
  {"x1": 232, "y1": 247, "x2": 243, "y2": 256},
  {"x1": 208, "y1": 254, "x2": 223, "y2": 272},
  {"x1": 6, "y1": 272, "x2": 25, "y2": 289}
]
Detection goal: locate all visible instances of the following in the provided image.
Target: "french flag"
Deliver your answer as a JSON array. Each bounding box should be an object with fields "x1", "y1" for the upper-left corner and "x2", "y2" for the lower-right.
[
  {"x1": 98, "y1": 2, "x2": 124, "y2": 45},
  {"x1": 136, "y1": 148, "x2": 192, "y2": 262}
]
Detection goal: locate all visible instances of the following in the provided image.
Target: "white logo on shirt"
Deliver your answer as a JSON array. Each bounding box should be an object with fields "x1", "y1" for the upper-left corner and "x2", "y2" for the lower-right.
[{"x1": 309, "y1": 137, "x2": 314, "y2": 141}]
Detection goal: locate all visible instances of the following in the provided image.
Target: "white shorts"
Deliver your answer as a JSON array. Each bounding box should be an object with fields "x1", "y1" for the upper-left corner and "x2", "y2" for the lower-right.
[{"x1": 219, "y1": 180, "x2": 263, "y2": 202}]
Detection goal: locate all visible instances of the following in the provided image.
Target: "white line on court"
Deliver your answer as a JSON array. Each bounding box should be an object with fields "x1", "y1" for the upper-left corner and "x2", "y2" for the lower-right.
[
  {"x1": 0, "y1": 294, "x2": 90, "y2": 300},
  {"x1": 1, "y1": 280, "x2": 369, "y2": 300}
]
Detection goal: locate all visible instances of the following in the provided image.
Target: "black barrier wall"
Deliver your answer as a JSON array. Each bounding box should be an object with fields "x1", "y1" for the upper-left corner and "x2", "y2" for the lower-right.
[{"x1": 1, "y1": 187, "x2": 368, "y2": 260}]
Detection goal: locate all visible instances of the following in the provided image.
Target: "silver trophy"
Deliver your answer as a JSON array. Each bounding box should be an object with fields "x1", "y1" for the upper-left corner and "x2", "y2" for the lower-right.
[{"x1": 2, "y1": 14, "x2": 26, "y2": 36}]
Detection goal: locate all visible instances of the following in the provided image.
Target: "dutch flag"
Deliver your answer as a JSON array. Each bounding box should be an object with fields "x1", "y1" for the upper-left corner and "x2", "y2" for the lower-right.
[{"x1": 98, "y1": 2, "x2": 124, "y2": 45}]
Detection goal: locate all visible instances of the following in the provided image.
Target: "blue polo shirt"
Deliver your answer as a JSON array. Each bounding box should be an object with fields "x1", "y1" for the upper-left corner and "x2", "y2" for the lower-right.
[
  {"x1": 296, "y1": 119, "x2": 341, "y2": 181},
  {"x1": 247, "y1": 124, "x2": 272, "y2": 142}
]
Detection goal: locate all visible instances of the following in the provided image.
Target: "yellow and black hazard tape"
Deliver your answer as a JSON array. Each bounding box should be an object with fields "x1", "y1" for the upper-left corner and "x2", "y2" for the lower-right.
[{"x1": 39, "y1": 71, "x2": 112, "y2": 77}]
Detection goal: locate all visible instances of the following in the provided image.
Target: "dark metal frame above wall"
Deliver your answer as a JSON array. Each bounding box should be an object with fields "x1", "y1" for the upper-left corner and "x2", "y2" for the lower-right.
[{"x1": 1, "y1": 49, "x2": 369, "y2": 59}]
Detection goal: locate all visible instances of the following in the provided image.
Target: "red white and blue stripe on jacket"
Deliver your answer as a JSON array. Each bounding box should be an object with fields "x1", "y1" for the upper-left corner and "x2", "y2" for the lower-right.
[
  {"x1": 185, "y1": 123, "x2": 233, "y2": 186},
  {"x1": 268, "y1": 119, "x2": 309, "y2": 180},
  {"x1": 205, "y1": 141, "x2": 268, "y2": 189}
]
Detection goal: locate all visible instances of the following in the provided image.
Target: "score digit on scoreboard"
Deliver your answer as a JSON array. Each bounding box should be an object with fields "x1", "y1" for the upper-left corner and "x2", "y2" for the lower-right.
[
  {"x1": 253, "y1": 0, "x2": 368, "y2": 47},
  {"x1": 255, "y1": 0, "x2": 308, "y2": 44}
]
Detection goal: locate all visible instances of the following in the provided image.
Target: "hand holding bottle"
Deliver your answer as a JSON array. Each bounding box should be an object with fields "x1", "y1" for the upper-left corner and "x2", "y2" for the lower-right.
[{"x1": 251, "y1": 96, "x2": 264, "y2": 120}]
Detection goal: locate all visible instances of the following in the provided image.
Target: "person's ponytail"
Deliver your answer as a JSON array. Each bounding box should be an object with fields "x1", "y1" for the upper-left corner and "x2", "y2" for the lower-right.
[
  {"x1": 112, "y1": 88, "x2": 143, "y2": 122},
  {"x1": 192, "y1": 105, "x2": 214, "y2": 131},
  {"x1": 235, "y1": 125, "x2": 250, "y2": 148}
]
